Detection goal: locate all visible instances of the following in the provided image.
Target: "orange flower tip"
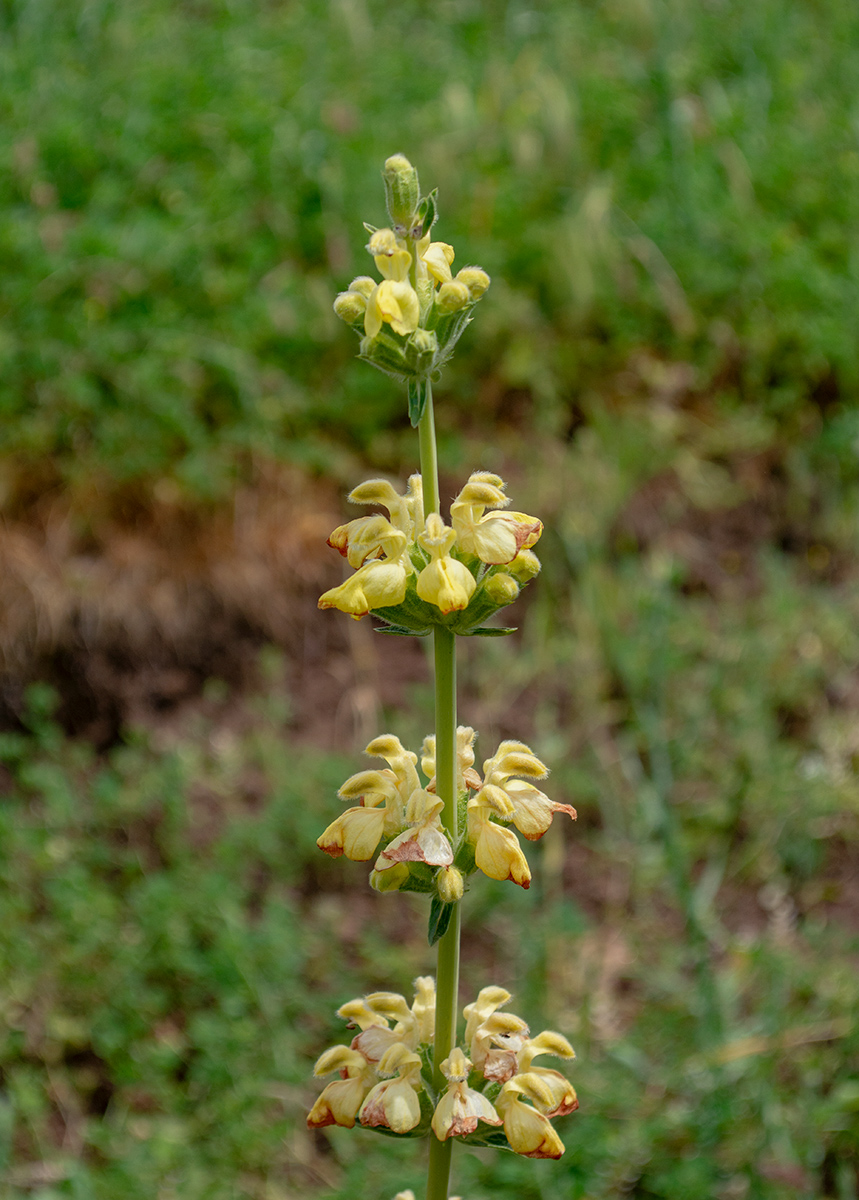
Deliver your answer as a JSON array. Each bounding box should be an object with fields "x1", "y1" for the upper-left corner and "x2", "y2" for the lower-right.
[
  {"x1": 549, "y1": 1096, "x2": 580, "y2": 1117},
  {"x1": 307, "y1": 1109, "x2": 348, "y2": 1130},
  {"x1": 520, "y1": 1142, "x2": 565, "y2": 1160}
]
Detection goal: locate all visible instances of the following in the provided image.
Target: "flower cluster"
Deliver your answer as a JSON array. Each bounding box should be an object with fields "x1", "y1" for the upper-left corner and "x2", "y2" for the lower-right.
[
  {"x1": 308, "y1": 980, "x2": 577, "y2": 1159},
  {"x1": 316, "y1": 728, "x2": 576, "y2": 895},
  {"x1": 333, "y1": 154, "x2": 490, "y2": 384},
  {"x1": 318, "y1": 471, "x2": 543, "y2": 633}
]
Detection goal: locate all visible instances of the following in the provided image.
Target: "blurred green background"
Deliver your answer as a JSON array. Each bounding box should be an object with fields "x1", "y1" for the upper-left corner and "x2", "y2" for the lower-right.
[{"x1": 1, "y1": 0, "x2": 858, "y2": 1196}]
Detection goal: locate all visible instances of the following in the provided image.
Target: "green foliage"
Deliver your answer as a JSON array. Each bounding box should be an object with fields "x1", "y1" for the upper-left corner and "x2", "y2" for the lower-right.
[{"x1": 0, "y1": 0, "x2": 857, "y2": 502}]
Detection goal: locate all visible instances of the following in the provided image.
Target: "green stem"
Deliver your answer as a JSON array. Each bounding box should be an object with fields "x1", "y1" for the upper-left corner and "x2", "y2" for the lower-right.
[
  {"x1": 418, "y1": 380, "x2": 439, "y2": 518},
  {"x1": 419, "y1": 374, "x2": 458, "y2": 1198},
  {"x1": 426, "y1": 627, "x2": 460, "y2": 1200}
]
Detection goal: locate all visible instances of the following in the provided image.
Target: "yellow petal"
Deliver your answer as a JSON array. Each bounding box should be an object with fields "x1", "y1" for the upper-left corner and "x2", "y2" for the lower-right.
[
  {"x1": 318, "y1": 559, "x2": 408, "y2": 618},
  {"x1": 500, "y1": 1097, "x2": 565, "y2": 1158},
  {"x1": 374, "y1": 279, "x2": 420, "y2": 335},
  {"x1": 421, "y1": 240, "x2": 455, "y2": 284},
  {"x1": 416, "y1": 556, "x2": 476, "y2": 613},
  {"x1": 307, "y1": 1076, "x2": 368, "y2": 1128},
  {"x1": 473, "y1": 820, "x2": 531, "y2": 888},
  {"x1": 317, "y1": 805, "x2": 387, "y2": 861}
]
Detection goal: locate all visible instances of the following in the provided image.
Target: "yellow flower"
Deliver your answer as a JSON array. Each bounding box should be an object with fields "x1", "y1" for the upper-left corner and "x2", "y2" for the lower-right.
[
  {"x1": 516, "y1": 1032, "x2": 578, "y2": 1117},
  {"x1": 495, "y1": 1076, "x2": 566, "y2": 1159},
  {"x1": 316, "y1": 802, "x2": 388, "y2": 861},
  {"x1": 318, "y1": 528, "x2": 411, "y2": 618},
  {"x1": 431, "y1": 1048, "x2": 502, "y2": 1139},
  {"x1": 327, "y1": 513, "x2": 401, "y2": 569},
  {"x1": 469, "y1": 1010, "x2": 530, "y2": 1074},
  {"x1": 347, "y1": 475, "x2": 423, "y2": 540},
  {"x1": 307, "y1": 1045, "x2": 376, "y2": 1129},
  {"x1": 363, "y1": 229, "x2": 421, "y2": 339},
  {"x1": 367, "y1": 228, "x2": 412, "y2": 281},
  {"x1": 421, "y1": 725, "x2": 482, "y2": 794},
  {"x1": 365, "y1": 279, "x2": 421, "y2": 339},
  {"x1": 373, "y1": 789, "x2": 453, "y2": 874},
  {"x1": 411, "y1": 975, "x2": 436, "y2": 1045},
  {"x1": 450, "y1": 472, "x2": 543, "y2": 566},
  {"x1": 463, "y1": 986, "x2": 513, "y2": 1047},
  {"x1": 416, "y1": 513, "x2": 476, "y2": 613},
  {"x1": 334, "y1": 979, "x2": 433, "y2": 1070},
  {"x1": 466, "y1": 791, "x2": 532, "y2": 888},
  {"x1": 317, "y1": 735, "x2": 420, "y2": 861},
  {"x1": 359, "y1": 1043, "x2": 424, "y2": 1134},
  {"x1": 416, "y1": 233, "x2": 455, "y2": 285},
  {"x1": 479, "y1": 740, "x2": 576, "y2": 841}
]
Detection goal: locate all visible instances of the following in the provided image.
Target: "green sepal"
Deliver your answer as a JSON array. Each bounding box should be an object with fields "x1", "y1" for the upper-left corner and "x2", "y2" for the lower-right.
[
  {"x1": 408, "y1": 378, "x2": 428, "y2": 427},
  {"x1": 459, "y1": 1125, "x2": 516, "y2": 1152},
  {"x1": 428, "y1": 897, "x2": 455, "y2": 946},
  {"x1": 401, "y1": 862, "x2": 435, "y2": 894},
  {"x1": 463, "y1": 626, "x2": 517, "y2": 637},
  {"x1": 418, "y1": 1045, "x2": 437, "y2": 1097},
  {"x1": 418, "y1": 188, "x2": 439, "y2": 235},
  {"x1": 457, "y1": 790, "x2": 469, "y2": 839},
  {"x1": 454, "y1": 840, "x2": 476, "y2": 876}
]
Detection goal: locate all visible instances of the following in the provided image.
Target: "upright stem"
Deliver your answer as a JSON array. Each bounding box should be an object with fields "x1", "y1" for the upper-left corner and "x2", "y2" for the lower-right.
[
  {"x1": 418, "y1": 380, "x2": 439, "y2": 517},
  {"x1": 427, "y1": 627, "x2": 459, "y2": 1200},
  {"x1": 418, "y1": 383, "x2": 460, "y2": 1200}
]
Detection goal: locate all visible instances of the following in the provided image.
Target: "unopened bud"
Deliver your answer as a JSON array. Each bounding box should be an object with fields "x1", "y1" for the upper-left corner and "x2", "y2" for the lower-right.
[
  {"x1": 370, "y1": 863, "x2": 410, "y2": 893},
  {"x1": 348, "y1": 275, "x2": 376, "y2": 299},
  {"x1": 456, "y1": 267, "x2": 490, "y2": 300},
  {"x1": 436, "y1": 280, "x2": 470, "y2": 314},
  {"x1": 508, "y1": 549, "x2": 541, "y2": 582},
  {"x1": 484, "y1": 573, "x2": 520, "y2": 605},
  {"x1": 436, "y1": 865, "x2": 464, "y2": 903},
  {"x1": 333, "y1": 290, "x2": 367, "y2": 324},
  {"x1": 407, "y1": 328, "x2": 438, "y2": 374},
  {"x1": 410, "y1": 328, "x2": 437, "y2": 356},
  {"x1": 383, "y1": 154, "x2": 420, "y2": 233}
]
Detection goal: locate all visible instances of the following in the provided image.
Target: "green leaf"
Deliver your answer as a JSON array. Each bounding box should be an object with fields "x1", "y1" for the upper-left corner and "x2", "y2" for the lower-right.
[
  {"x1": 374, "y1": 623, "x2": 431, "y2": 637},
  {"x1": 428, "y1": 897, "x2": 454, "y2": 946},
  {"x1": 463, "y1": 626, "x2": 517, "y2": 637},
  {"x1": 408, "y1": 378, "x2": 428, "y2": 427}
]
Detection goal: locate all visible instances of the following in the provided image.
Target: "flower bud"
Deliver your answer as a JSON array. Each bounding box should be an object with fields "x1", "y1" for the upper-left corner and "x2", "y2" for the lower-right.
[
  {"x1": 348, "y1": 275, "x2": 376, "y2": 299},
  {"x1": 370, "y1": 862, "x2": 410, "y2": 893},
  {"x1": 407, "y1": 328, "x2": 438, "y2": 375},
  {"x1": 456, "y1": 267, "x2": 491, "y2": 300},
  {"x1": 484, "y1": 573, "x2": 520, "y2": 606},
  {"x1": 333, "y1": 290, "x2": 368, "y2": 325},
  {"x1": 508, "y1": 549, "x2": 541, "y2": 582},
  {"x1": 436, "y1": 865, "x2": 464, "y2": 903},
  {"x1": 436, "y1": 280, "x2": 471, "y2": 314},
  {"x1": 383, "y1": 154, "x2": 420, "y2": 233}
]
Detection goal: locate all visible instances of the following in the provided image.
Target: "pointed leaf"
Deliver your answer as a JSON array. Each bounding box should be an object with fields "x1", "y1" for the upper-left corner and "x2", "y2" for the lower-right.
[
  {"x1": 374, "y1": 624, "x2": 431, "y2": 637},
  {"x1": 428, "y1": 897, "x2": 454, "y2": 946},
  {"x1": 408, "y1": 378, "x2": 428, "y2": 427}
]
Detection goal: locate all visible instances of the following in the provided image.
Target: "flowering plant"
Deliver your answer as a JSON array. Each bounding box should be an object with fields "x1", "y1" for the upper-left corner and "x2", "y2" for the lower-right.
[{"x1": 310, "y1": 155, "x2": 579, "y2": 1200}]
